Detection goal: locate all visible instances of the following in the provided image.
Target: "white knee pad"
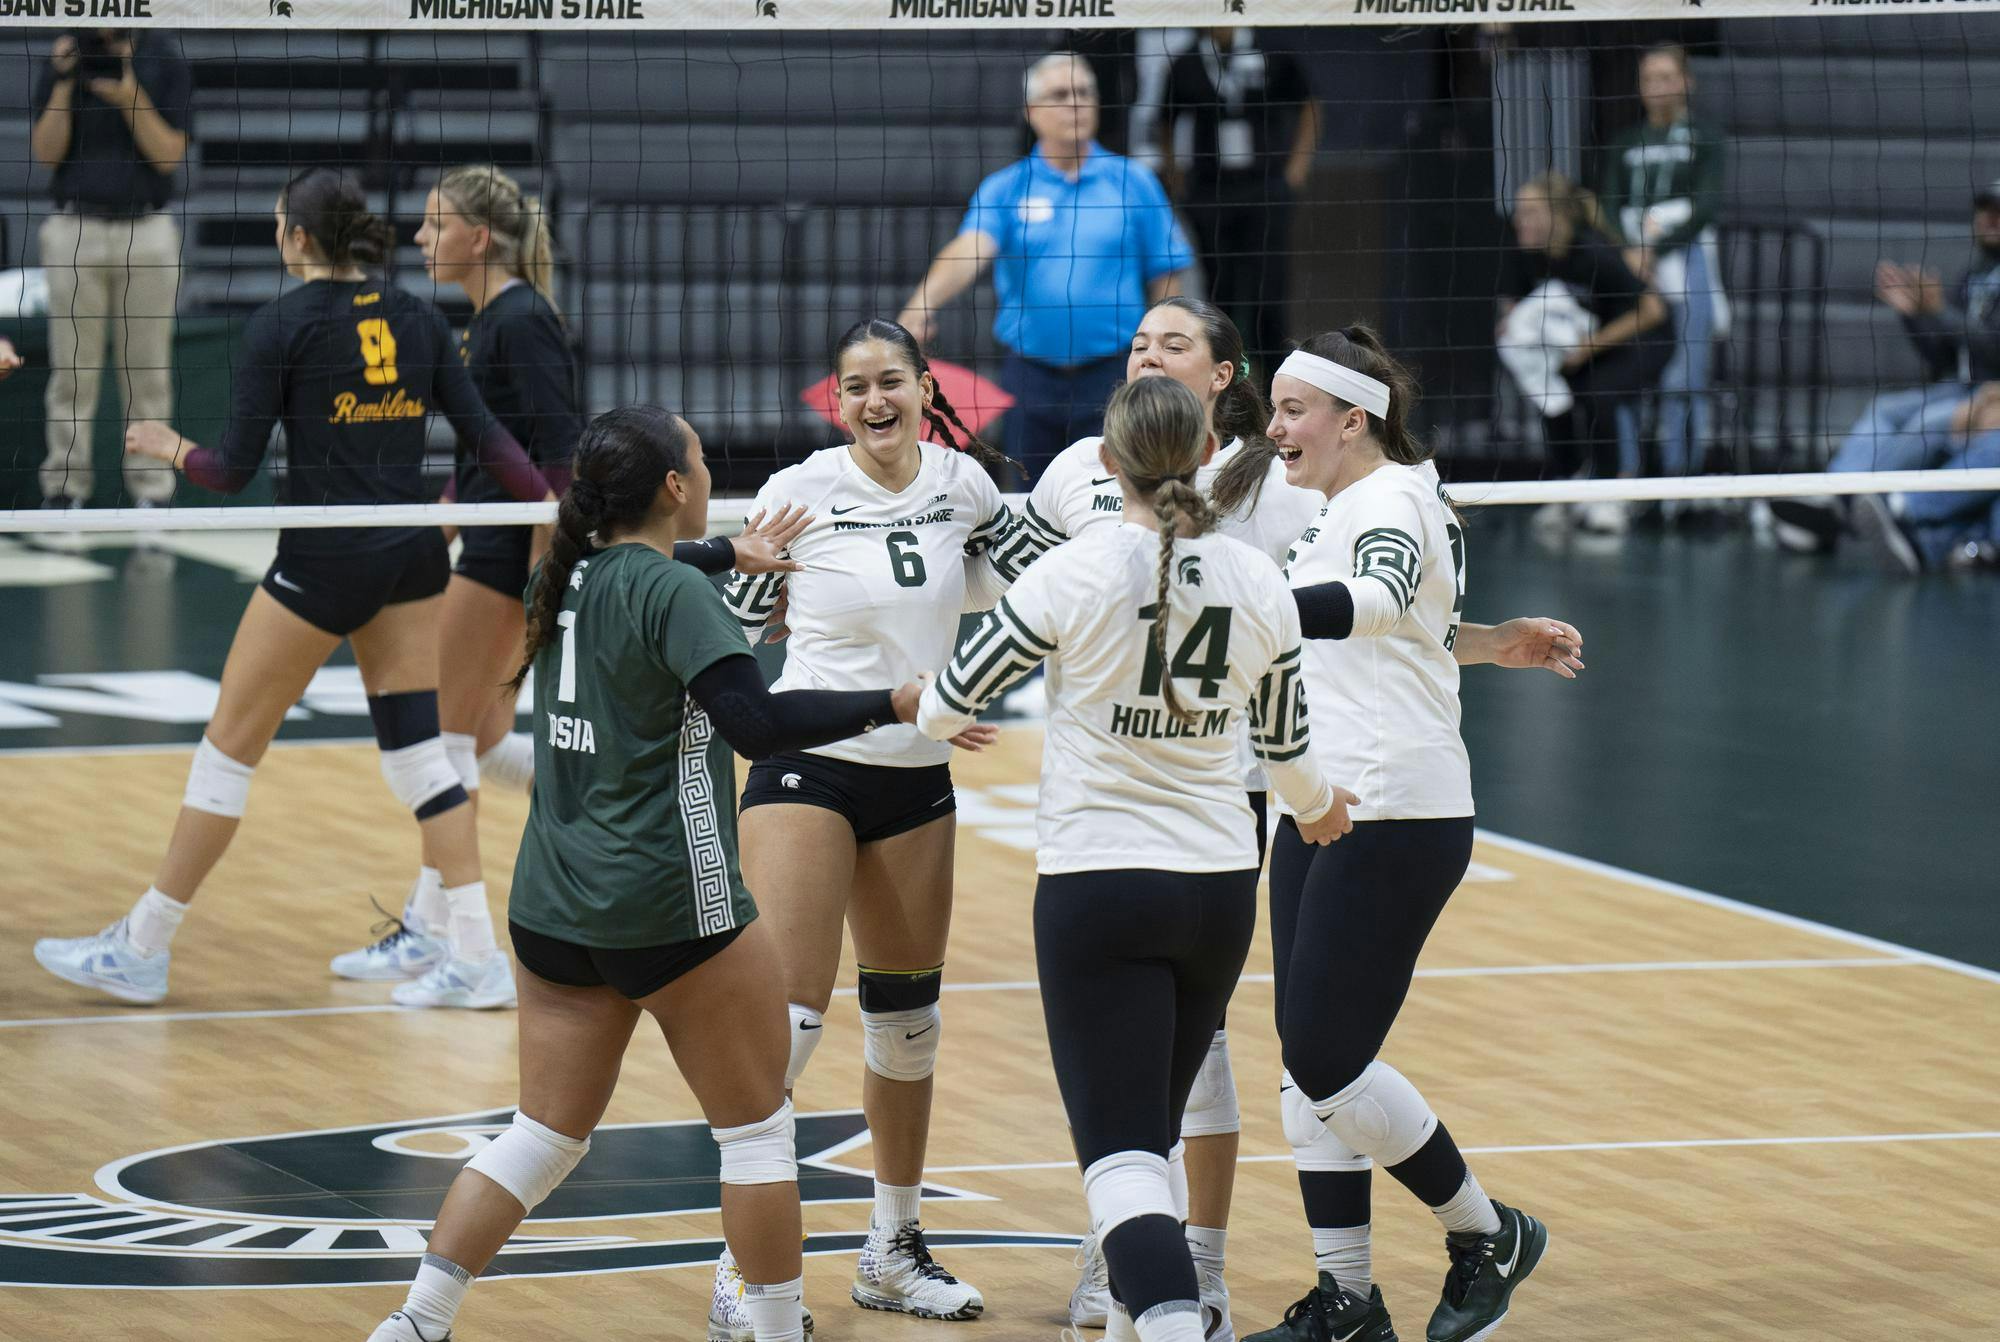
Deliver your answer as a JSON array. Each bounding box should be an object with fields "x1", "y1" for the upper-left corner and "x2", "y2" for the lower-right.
[
  {"x1": 1311, "y1": 1061, "x2": 1437, "y2": 1168},
  {"x1": 862, "y1": 1004, "x2": 941, "y2": 1082},
  {"x1": 183, "y1": 736, "x2": 255, "y2": 818},
  {"x1": 381, "y1": 736, "x2": 468, "y2": 818},
  {"x1": 441, "y1": 732, "x2": 479, "y2": 792},
  {"x1": 714, "y1": 1099, "x2": 798, "y2": 1185},
  {"x1": 1082, "y1": 1149, "x2": 1178, "y2": 1242},
  {"x1": 478, "y1": 732, "x2": 535, "y2": 792},
  {"x1": 1179, "y1": 1030, "x2": 1241, "y2": 1137},
  {"x1": 465, "y1": 1112, "x2": 589, "y2": 1213},
  {"x1": 1166, "y1": 1140, "x2": 1189, "y2": 1223},
  {"x1": 785, "y1": 1004, "x2": 824, "y2": 1089},
  {"x1": 1281, "y1": 1070, "x2": 1371, "y2": 1173}
]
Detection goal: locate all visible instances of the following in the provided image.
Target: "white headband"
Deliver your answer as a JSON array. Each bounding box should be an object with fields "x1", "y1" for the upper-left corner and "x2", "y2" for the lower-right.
[{"x1": 1276, "y1": 350, "x2": 1391, "y2": 419}]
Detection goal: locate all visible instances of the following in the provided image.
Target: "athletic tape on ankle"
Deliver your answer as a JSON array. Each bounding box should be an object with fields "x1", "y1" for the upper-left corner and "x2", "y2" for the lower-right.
[
  {"x1": 183, "y1": 736, "x2": 255, "y2": 817},
  {"x1": 465, "y1": 1111, "x2": 588, "y2": 1212}
]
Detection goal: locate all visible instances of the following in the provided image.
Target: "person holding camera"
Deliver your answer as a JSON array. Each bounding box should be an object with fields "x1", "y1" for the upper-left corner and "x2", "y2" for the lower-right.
[{"x1": 31, "y1": 28, "x2": 192, "y2": 510}]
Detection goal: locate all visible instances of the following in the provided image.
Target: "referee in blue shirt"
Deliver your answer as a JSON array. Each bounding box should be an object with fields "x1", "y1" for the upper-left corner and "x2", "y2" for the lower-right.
[{"x1": 899, "y1": 53, "x2": 1194, "y2": 484}]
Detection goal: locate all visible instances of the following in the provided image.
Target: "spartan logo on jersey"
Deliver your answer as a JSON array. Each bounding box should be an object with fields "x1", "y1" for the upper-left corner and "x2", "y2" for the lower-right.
[
  {"x1": 1177, "y1": 555, "x2": 1204, "y2": 587},
  {"x1": 0, "y1": 1109, "x2": 1074, "y2": 1289}
]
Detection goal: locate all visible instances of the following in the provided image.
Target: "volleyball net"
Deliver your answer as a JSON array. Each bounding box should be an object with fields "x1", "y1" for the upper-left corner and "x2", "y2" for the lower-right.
[{"x1": 3, "y1": 6, "x2": 2000, "y2": 541}]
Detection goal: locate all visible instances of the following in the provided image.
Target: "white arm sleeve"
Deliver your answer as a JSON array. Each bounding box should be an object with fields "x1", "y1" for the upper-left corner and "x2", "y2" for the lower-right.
[
  {"x1": 1347, "y1": 493, "x2": 1427, "y2": 639},
  {"x1": 918, "y1": 577, "x2": 1058, "y2": 740}
]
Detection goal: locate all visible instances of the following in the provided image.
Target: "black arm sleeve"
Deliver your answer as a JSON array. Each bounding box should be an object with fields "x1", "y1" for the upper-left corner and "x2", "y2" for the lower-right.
[
  {"x1": 687, "y1": 655, "x2": 896, "y2": 762},
  {"x1": 189, "y1": 305, "x2": 286, "y2": 494},
  {"x1": 1293, "y1": 582, "x2": 1355, "y2": 640},
  {"x1": 672, "y1": 537, "x2": 737, "y2": 575}
]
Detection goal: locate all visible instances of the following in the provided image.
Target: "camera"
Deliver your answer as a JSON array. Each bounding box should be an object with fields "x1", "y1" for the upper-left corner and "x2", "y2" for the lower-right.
[{"x1": 70, "y1": 31, "x2": 129, "y2": 83}]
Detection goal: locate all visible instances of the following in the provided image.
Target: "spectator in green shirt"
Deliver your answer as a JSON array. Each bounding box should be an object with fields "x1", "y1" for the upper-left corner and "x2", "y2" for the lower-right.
[{"x1": 1598, "y1": 43, "x2": 1727, "y2": 488}]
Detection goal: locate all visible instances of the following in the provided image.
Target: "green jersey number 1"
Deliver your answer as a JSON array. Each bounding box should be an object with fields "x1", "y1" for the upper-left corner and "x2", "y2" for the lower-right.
[{"x1": 557, "y1": 610, "x2": 579, "y2": 702}]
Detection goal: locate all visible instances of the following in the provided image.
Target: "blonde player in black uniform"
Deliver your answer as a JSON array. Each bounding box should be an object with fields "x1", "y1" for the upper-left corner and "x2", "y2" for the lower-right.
[
  {"x1": 1248, "y1": 327, "x2": 1582, "y2": 1342},
  {"x1": 365, "y1": 405, "x2": 972, "y2": 1342},
  {"x1": 33, "y1": 167, "x2": 554, "y2": 1009},
  {"x1": 333, "y1": 164, "x2": 807, "y2": 995},
  {"x1": 1026, "y1": 296, "x2": 1322, "y2": 1342},
  {"x1": 915, "y1": 376, "x2": 1357, "y2": 1342},
  {"x1": 720, "y1": 318, "x2": 1034, "y2": 1324}
]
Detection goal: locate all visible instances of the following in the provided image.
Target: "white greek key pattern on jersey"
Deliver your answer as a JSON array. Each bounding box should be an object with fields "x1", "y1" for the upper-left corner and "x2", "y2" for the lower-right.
[
  {"x1": 676, "y1": 702, "x2": 735, "y2": 936},
  {"x1": 937, "y1": 596, "x2": 1055, "y2": 717},
  {"x1": 1248, "y1": 645, "x2": 1312, "y2": 764},
  {"x1": 967, "y1": 504, "x2": 1039, "y2": 580},
  {"x1": 1352, "y1": 527, "x2": 1422, "y2": 614},
  {"x1": 722, "y1": 569, "x2": 785, "y2": 638},
  {"x1": 1018, "y1": 497, "x2": 1070, "y2": 562}
]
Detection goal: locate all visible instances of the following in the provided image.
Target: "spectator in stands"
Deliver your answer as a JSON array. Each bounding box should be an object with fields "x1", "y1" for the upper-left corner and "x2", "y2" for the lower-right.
[
  {"x1": 898, "y1": 52, "x2": 1194, "y2": 484},
  {"x1": 1772, "y1": 183, "x2": 2000, "y2": 556},
  {"x1": 1498, "y1": 171, "x2": 1670, "y2": 536},
  {"x1": 30, "y1": 28, "x2": 192, "y2": 511},
  {"x1": 1157, "y1": 27, "x2": 1320, "y2": 373},
  {"x1": 1845, "y1": 382, "x2": 2000, "y2": 574},
  {"x1": 1599, "y1": 43, "x2": 1727, "y2": 503}
]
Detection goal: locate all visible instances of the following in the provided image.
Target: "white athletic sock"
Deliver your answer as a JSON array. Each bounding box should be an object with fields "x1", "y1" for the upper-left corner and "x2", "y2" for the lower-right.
[
  {"x1": 1432, "y1": 1172, "x2": 1502, "y2": 1237},
  {"x1": 1133, "y1": 1304, "x2": 1206, "y2": 1342},
  {"x1": 872, "y1": 1181, "x2": 921, "y2": 1230},
  {"x1": 1166, "y1": 1141, "x2": 1189, "y2": 1223},
  {"x1": 403, "y1": 1252, "x2": 471, "y2": 1335},
  {"x1": 125, "y1": 887, "x2": 187, "y2": 957},
  {"x1": 443, "y1": 881, "x2": 498, "y2": 961},
  {"x1": 1185, "y1": 1223, "x2": 1226, "y2": 1269},
  {"x1": 741, "y1": 1276, "x2": 805, "y2": 1342},
  {"x1": 1312, "y1": 1224, "x2": 1372, "y2": 1300},
  {"x1": 407, "y1": 866, "x2": 446, "y2": 936}
]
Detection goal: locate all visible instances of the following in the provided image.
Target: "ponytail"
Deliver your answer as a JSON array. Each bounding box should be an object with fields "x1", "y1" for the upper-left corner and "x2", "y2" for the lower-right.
[
  {"x1": 280, "y1": 167, "x2": 396, "y2": 269},
  {"x1": 438, "y1": 164, "x2": 563, "y2": 318},
  {"x1": 514, "y1": 488, "x2": 596, "y2": 692},
  {"x1": 1149, "y1": 476, "x2": 1221, "y2": 725}
]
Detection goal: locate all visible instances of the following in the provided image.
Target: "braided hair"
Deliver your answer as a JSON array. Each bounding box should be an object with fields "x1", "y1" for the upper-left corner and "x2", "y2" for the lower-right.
[
  {"x1": 1099, "y1": 377, "x2": 1219, "y2": 725},
  {"x1": 832, "y1": 318, "x2": 1011, "y2": 474},
  {"x1": 512, "y1": 406, "x2": 689, "y2": 691}
]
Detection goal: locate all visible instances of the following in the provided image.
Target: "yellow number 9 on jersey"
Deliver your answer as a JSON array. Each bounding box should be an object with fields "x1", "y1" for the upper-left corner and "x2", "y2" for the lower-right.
[{"x1": 356, "y1": 318, "x2": 400, "y2": 386}]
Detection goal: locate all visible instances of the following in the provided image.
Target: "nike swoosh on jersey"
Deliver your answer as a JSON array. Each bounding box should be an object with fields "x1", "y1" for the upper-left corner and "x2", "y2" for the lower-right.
[
  {"x1": 1091, "y1": 476, "x2": 1116, "y2": 486},
  {"x1": 830, "y1": 504, "x2": 863, "y2": 515},
  {"x1": 270, "y1": 571, "x2": 305, "y2": 594}
]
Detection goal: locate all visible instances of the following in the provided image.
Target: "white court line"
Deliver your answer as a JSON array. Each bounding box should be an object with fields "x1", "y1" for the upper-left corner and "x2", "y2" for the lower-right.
[
  {"x1": 1474, "y1": 829, "x2": 2000, "y2": 988},
  {"x1": 0, "y1": 955, "x2": 1922, "y2": 1030},
  {"x1": 0, "y1": 736, "x2": 376, "y2": 760},
  {"x1": 872, "y1": 1130, "x2": 2000, "y2": 1177}
]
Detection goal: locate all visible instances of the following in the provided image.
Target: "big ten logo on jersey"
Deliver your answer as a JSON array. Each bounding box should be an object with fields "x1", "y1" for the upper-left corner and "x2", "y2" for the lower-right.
[
  {"x1": 1111, "y1": 603, "x2": 1235, "y2": 741},
  {"x1": 0, "y1": 1110, "x2": 1075, "y2": 1288}
]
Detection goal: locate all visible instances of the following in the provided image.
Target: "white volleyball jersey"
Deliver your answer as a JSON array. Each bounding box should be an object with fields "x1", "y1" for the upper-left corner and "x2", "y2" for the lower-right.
[
  {"x1": 1283, "y1": 459, "x2": 1473, "y2": 822},
  {"x1": 916, "y1": 524, "x2": 1333, "y2": 874},
  {"x1": 1022, "y1": 435, "x2": 1323, "y2": 792},
  {"x1": 724, "y1": 442, "x2": 1033, "y2": 767}
]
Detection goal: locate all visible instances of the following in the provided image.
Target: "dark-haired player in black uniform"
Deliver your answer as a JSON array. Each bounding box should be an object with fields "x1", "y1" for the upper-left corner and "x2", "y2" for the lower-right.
[{"x1": 33, "y1": 167, "x2": 555, "y2": 1009}]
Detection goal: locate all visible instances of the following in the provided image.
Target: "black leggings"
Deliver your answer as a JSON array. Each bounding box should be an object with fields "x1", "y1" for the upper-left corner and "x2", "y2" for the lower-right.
[
  {"x1": 1036, "y1": 866, "x2": 1259, "y2": 1317},
  {"x1": 1544, "y1": 338, "x2": 1674, "y2": 479},
  {"x1": 1268, "y1": 816, "x2": 1475, "y2": 1100}
]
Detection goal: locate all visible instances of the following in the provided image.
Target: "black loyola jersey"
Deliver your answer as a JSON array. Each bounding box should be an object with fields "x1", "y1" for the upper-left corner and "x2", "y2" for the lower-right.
[
  {"x1": 454, "y1": 284, "x2": 581, "y2": 505},
  {"x1": 215, "y1": 279, "x2": 504, "y2": 553}
]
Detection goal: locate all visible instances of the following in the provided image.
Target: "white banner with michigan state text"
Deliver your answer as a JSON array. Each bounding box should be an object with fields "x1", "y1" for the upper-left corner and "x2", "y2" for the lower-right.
[{"x1": 10, "y1": 0, "x2": 2000, "y2": 32}]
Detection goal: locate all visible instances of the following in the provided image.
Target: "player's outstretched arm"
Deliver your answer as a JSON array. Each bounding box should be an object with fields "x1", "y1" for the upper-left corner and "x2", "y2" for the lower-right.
[{"x1": 1453, "y1": 618, "x2": 1585, "y2": 678}]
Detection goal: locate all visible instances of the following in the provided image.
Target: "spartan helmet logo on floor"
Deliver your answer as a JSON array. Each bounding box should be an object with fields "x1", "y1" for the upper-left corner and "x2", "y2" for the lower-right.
[{"x1": 1177, "y1": 555, "x2": 1203, "y2": 587}]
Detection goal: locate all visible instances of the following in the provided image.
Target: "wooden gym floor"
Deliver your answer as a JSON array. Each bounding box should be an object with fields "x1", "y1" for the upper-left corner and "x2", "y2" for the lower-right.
[{"x1": 1, "y1": 727, "x2": 1995, "y2": 1341}]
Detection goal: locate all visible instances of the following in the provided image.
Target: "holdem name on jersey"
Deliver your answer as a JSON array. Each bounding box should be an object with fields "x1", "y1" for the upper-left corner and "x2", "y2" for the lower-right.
[
  {"x1": 548, "y1": 712, "x2": 596, "y2": 754},
  {"x1": 1110, "y1": 703, "x2": 1232, "y2": 741}
]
